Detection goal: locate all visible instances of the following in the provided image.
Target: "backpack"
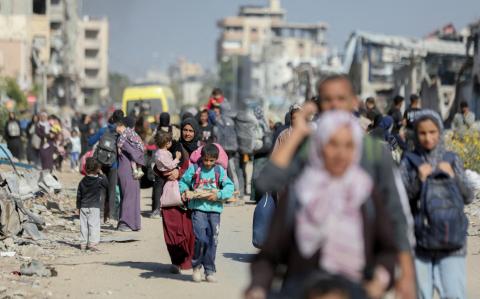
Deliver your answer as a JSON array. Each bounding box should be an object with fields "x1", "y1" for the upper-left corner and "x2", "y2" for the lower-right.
[
  {"x1": 405, "y1": 152, "x2": 468, "y2": 251},
  {"x1": 7, "y1": 121, "x2": 21, "y2": 137},
  {"x1": 190, "y1": 143, "x2": 229, "y2": 170},
  {"x1": 93, "y1": 130, "x2": 118, "y2": 167},
  {"x1": 235, "y1": 110, "x2": 263, "y2": 154},
  {"x1": 192, "y1": 164, "x2": 224, "y2": 190},
  {"x1": 215, "y1": 115, "x2": 238, "y2": 152}
]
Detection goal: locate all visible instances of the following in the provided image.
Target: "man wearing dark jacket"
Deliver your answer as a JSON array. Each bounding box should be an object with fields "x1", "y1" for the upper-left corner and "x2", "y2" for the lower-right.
[
  {"x1": 88, "y1": 109, "x2": 124, "y2": 222},
  {"x1": 248, "y1": 75, "x2": 416, "y2": 299},
  {"x1": 388, "y1": 95, "x2": 404, "y2": 135}
]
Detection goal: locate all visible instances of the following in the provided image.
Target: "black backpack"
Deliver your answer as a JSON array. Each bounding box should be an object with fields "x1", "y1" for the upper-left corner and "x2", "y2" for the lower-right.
[
  {"x1": 94, "y1": 130, "x2": 118, "y2": 167},
  {"x1": 405, "y1": 152, "x2": 468, "y2": 251}
]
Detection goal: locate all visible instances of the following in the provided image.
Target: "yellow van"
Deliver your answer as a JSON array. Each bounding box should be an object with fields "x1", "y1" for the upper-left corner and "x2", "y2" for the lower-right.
[{"x1": 122, "y1": 84, "x2": 176, "y2": 122}]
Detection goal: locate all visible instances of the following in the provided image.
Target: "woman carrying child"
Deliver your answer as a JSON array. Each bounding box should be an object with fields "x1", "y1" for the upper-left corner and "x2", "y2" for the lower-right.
[
  {"x1": 116, "y1": 117, "x2": 145, "y2": 232},
  {"x1": 154, "y1": 117, "x2": 199, "y2": 273}
]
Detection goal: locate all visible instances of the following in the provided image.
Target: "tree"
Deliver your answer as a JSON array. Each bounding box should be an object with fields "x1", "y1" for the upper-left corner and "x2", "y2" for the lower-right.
[
  {"x1": 218, "y1": 58, "x2": 235, "y2": 102},
  {"x1": 109, "y1": 72, "x2": 131, "y2": 103},
  {"x1": 0, "y1": 77, "x2": 28, "y2": 111}
]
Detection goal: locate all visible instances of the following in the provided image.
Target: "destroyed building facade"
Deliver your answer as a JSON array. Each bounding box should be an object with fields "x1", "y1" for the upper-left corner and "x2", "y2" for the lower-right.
[{"x1": 344, "y1": 30, "x2": 467, "y2": 118}]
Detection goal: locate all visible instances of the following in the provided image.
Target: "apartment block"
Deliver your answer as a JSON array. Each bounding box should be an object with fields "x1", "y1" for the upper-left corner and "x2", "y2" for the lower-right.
[
  {"x1": 217, "y1": 0, "x2": 328, "y2": 106},
  {"x1": 76, "y1": 16, "x2": 109, "y2": 106}
]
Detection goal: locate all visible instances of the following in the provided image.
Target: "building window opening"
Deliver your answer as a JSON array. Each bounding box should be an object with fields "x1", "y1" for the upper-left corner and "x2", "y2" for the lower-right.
[
  {"x1": 33, "y1": 0, "x2": 47, "y2": 15},
  {"x1": 85, "y1": 68, "x2": 99, "y2": 78},
  {"x1": 85, "y1": 30, "x2": 99, "y2": 40}
]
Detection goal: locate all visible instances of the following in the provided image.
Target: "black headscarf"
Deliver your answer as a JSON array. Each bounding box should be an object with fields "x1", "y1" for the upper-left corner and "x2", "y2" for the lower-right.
[
  {"x1": 180, "y1": 117, "x2": 201, "y2": 154},
  {"x1": 124, "y1": 116, "x2": 136, "y2": 129},
  {"x1": 181, "y1": 112, "x2": 194, "y2": 122},
  {"x1": 160, "y1": 112, "x2": 170, "y2": 127}
]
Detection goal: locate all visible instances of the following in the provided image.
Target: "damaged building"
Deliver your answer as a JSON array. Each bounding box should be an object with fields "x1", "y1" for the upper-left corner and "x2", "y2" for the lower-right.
[
  {"x1": 343, "y1": 29, "x2": 467, "y2": 119},
  {"x1": 448, "y1": 20, "x2": 480, "y2": 123},
  {"x1": 0, "y1": 0, "x2": 109, "y2": 109},
  {"x1": 217, "y1": 0, "x2": 329, "y2": 109}
]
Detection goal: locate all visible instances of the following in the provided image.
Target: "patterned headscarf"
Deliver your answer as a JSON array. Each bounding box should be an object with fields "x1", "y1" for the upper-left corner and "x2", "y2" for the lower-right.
[{"x1": 295, "y1": 111, "x2": 373, "y2": 282}]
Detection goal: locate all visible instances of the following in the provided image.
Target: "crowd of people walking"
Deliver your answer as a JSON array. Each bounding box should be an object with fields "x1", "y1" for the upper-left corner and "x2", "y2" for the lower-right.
[{"x1": 2, "y1": 78, "x2": 476, "y2": 298}]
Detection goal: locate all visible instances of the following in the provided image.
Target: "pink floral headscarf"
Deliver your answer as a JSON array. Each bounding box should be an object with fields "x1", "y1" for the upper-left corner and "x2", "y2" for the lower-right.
[{"x1": 295, "y1": 111, "x2": 373, "y2": 282}]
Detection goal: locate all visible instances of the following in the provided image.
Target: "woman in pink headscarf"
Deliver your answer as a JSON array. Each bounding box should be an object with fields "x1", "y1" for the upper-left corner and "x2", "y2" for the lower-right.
[{"x1": 246, "y1": 111, "x2": 398, "y2": 299}]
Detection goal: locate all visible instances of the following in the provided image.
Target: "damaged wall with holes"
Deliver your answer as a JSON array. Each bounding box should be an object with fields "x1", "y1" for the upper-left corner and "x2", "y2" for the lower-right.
[{"x1": 344, "y1": 30, "x2": 468, "y2": 118}]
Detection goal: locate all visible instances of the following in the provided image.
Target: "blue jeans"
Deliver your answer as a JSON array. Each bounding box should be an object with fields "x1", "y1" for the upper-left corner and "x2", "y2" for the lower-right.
[
  {"x1": 192, "y1": 210, "x2": 221, "y2": 275},
  {"x1": 70, "y1": 152, "x2": 80, "y2": 169},
  {"x1": 415, "y1": 255, "x2": 465, "y2": 299}
]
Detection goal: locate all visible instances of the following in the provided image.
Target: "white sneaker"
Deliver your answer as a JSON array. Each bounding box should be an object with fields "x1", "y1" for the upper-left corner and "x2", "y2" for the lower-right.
[
  {"x1": 206, "y1": 274, "x2": 217, "y2": 283},
  {"x1": 192, "y1": 267, "x2": 202, "y2": 282}
]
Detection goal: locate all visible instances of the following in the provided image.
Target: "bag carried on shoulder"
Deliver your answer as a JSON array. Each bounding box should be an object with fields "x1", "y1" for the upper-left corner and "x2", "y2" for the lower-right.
[
  {"x1": 252, "y1": 193, "x2": 276, "y2": 249},
  {"x1": 406, "y1": 152, "x2": 468, "y2": 251},
  {"x1": 7, "y1": 121, "x2": 21, "y2": 137},
  {"x1": 94, "y1": 131, "x2": 118, "y2": 167}
]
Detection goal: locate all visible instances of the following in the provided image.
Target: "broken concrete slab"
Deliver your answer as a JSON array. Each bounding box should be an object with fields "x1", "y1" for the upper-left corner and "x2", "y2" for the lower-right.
[
  {"x1": 0, "y1": 196, "x2": 22, "y2": 237},
  {"x1": 22, "y1": 223, "x2": 46, "y2": 241},
  {"x1": 20, "y1": 260, "x2": 56, "y2": 277}
]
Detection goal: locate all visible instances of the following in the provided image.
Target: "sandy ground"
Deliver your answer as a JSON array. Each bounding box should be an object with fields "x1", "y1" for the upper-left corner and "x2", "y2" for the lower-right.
[
  {"x1": 2, "y1": 171, "x2": 479, "y2": 299},
  {"x1": 46, "y1": 188, "x2": 257, "y2": 299}
]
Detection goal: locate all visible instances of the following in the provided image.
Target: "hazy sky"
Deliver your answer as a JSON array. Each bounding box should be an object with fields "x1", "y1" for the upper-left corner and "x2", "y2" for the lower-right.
[{"x1": 82, "y1": 0, "x2": 480, "y2": 79}]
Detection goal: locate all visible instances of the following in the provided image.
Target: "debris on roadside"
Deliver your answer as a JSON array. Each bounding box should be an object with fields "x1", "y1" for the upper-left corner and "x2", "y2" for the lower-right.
[{"x1": 20, "y1": 260, "x2": 57, "y2": 277}]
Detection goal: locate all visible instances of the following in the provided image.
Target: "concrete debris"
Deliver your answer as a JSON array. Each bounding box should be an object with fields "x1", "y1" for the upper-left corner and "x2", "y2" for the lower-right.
[
  {"x1": 3, "y1": 238, "x2": 14, "y2": 249},
  {"x1": 0, "y1": 252, "x2": 15, "y2": 257},
  {"x1": 20, "y1": 260, "x2": 57, "y2": 277},
  {"x1": 22, "y1": 223, "x2": 46, "y2": 241}
]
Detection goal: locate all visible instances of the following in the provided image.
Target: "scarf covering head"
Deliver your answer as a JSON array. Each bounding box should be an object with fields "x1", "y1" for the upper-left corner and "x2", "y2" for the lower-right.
[
  {"x1": 158, "y1": 112, "x2": 172, "y2": 133},
  {"x1": 413, "y1": 109, "x2": 445, "y2": 168},
  {"x1": 159, "y1": 112, "x2": 170, "y2": 127},
  {"x1": 295, "y1": 111, "x2": 373, "y2": 282},
  {"x1": 180, "y1": 117, "x2": 201, "y2": 154}
]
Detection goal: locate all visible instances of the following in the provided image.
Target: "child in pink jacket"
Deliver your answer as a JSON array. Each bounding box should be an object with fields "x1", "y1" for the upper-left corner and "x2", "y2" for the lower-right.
[{"x1": 154, "y1": 131, "x2": 182, "y2": 207}]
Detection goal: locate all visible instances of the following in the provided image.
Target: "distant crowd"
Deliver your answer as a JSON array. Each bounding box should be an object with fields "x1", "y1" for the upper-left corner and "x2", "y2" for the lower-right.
[{"x1": 2, "y1": 81, "x2": 477, "y2": 298}]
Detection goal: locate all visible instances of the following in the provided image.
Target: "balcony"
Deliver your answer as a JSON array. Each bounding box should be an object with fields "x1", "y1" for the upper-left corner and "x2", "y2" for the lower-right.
[
  {"x1": 83, "y1": 39, "x2": 101, "y2": 50},
  {"x1": 84, "y1": 57, "x2": 101, "y2": 68},
  {"x1": 83, "y1": 77, "x2": 105, "y2": 89}
]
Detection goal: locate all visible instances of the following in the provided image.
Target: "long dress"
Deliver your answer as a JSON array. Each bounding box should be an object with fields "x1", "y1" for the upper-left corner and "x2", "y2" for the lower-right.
[
  {"x1": 118, "y1": 141, "x2": 145, "y2": 231},
  {"x1": 161, "y1": 147, "x2": 195, "y2": 269},
  {"x1": 4, "y1": 120, "x2": 23, "y2": 160}
]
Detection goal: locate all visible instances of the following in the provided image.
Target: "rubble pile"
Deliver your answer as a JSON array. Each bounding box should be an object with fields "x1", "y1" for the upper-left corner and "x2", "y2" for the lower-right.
[
  {"x1": 465, "y1": 170, "x2": 480, "y2": 237},
  {"x1": 466, "y1": 196, "x2": 480, "y2": 237},
  {"x1": 0, "y1": 164, "x2": 115, "y2": 298}
]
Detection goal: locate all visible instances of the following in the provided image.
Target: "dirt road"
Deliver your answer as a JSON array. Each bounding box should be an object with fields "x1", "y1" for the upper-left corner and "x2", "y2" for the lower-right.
[
  {"x1": 22, "y1": 172, "x2": 479, "y2": 299},
  {"x1": 47, "y1": 190, "x2": 257, "y2": 299}
]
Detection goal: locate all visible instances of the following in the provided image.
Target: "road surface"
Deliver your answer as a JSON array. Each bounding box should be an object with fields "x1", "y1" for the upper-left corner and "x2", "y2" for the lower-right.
[{"x1": 46, "y1": 187, "x2": 480, "y2": 299}]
